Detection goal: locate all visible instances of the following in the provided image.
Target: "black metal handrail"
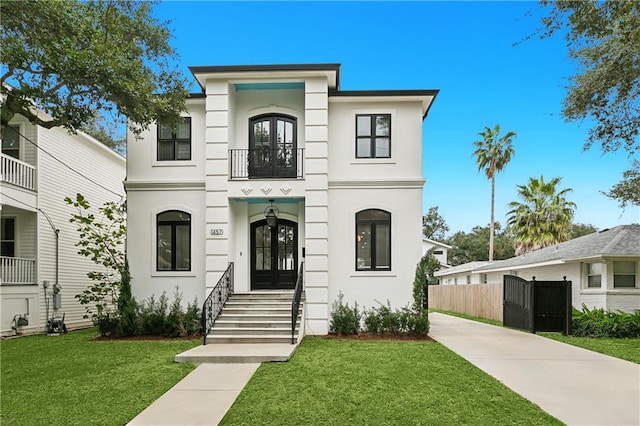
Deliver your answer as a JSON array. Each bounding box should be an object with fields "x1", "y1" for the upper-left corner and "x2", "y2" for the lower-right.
[
  {"x1": 291, "y1": 262, "x2": 304, "y2": 344},
  {"x1": 202, "y1": 262, "x2": 234, "y2": 345},
  {"x1": 229, "y1": 148, "x2": 304, "y2": 179}
]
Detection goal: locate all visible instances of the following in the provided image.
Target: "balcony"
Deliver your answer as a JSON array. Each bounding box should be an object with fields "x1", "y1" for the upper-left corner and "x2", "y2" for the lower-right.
[
  {"x1": 1, "y1": 257, "x2": 36, "y2": 285},
  {"x1": 230, "y1": 148, "x2": 304, "y2": 180},
  {"x1": 1, "y1": 153, "x2": 36, "y2": 191}
]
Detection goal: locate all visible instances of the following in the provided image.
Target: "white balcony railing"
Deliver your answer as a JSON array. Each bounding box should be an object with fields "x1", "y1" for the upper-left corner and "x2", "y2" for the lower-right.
[
  {"x1": 1, "y1": 153, "x2": 36, "y2": 191},
  {"x1": 1, "y1": 257, "x2": 36, "y2": 285}
]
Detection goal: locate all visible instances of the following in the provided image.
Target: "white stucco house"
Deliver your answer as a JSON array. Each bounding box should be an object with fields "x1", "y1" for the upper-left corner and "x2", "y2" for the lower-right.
[
  {"x1": 1, "y1": 115, "x2": 125, "y2": 336},
  {"x1": 422, "y1": 237, "x2": 451, "y2": 267},
  {"x1": 125, "y1": 63, "x2": 438, "y2": 335},
  {"x1": 434, "y1": 225, "x2": 640, "y2": 313}
]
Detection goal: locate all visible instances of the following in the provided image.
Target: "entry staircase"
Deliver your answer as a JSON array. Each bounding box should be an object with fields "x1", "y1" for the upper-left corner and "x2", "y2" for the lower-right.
[{"x1": 206, "y1": 290, "x2": 304, "y2": 344}]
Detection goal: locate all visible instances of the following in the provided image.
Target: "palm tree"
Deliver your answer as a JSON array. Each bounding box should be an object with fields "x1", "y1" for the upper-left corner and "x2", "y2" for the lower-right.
[
  {"x1": 507, "y1": 176, "x2": 577, "y2": 255},
  {"x1": 473, "y1": 124, "x2": 516, "y2": 261}
]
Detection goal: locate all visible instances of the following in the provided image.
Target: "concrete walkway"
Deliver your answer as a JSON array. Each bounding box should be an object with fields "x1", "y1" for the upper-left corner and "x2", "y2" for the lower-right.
[
  {"x1": 127, "y1": 344, "x2": 298, "y2": 426},
  {"x1": 429, "y1": 313, "x2": 640, "y2": 426}
]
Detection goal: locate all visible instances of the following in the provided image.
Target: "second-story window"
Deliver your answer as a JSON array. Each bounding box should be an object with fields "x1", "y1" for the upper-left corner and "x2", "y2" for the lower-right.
[
  {"x1": 157, "y1": 117, "x2": 191, "y2": 161},
  {"x1": 2, "y1": 126, "x2": 20, "y2": 159},
  {"x1": 356, "y1": 114, "x2": 391, "y2": 158}
]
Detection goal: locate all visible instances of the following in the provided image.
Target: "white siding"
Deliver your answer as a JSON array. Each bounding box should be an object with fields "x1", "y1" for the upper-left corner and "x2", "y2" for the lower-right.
[{"x1": 34, "y1": 126, "x2": 125, "y2": 334}]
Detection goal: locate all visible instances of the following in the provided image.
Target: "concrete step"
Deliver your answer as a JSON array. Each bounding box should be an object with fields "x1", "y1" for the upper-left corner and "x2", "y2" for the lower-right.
[
  {"x1": 214, "y1": 320, "x2": 293, "y2": 328},
  {"x1": 229, "y1": 292, "x2": 294, "y2": 300},
  {"x1": 206, "y1": 335, "x2": 296, "y2": 344},
  {"x1": 225, "y1": 301, "x2": 292, "y2": 308},
  {"x1": 175, "y1": 343, "x2": 298, "y2": 363},
  {"x1": 210, "y1": 327, "x2": 297, "y2": 336},
  {"x1": 223, "y1": 307, "x2": 298, "y2": 315},
  {"x1": 217, "y1": 313, "x2": 291, "y2": 322}
]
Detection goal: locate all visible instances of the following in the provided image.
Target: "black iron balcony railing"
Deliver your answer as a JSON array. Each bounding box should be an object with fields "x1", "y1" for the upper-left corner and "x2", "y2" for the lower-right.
[{"x1": 229, "y1": 148, "x2": 304, "y2": 179}]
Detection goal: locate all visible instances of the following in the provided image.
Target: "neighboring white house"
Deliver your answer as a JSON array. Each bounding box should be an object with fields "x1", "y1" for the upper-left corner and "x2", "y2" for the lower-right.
[
  {"x1": 422, "y1": 237, "x2": 451, "y2": 267},
  {"x1": 125, "y1": 63, "x2": 438, "y2": 335},
  {"x1": 434, "y1": 225, "x2": 640, "y2": 313},
  {"x1": 1, "y1": 115, "x2": 125, "y2": 336}
]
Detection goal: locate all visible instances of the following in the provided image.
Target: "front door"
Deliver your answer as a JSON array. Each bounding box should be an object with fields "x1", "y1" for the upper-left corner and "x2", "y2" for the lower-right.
[{"x1": 251, "y1": 219, "x2": 298, "y2": 290}]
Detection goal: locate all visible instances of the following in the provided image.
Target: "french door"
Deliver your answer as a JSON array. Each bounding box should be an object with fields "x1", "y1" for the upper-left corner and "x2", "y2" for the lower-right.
[{"x1": 251, "y1": 219, "x2": 298, "y2": 290}]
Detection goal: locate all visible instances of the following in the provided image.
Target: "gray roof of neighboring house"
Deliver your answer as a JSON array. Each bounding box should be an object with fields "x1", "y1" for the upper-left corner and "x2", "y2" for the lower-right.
[
  {"x1": 436, "y1": 224, "x2": 640, "y2": 276},
  {"x1": 477, "y1": 224, "x2": 640, "y2": 272},
  {"x1": 423, "y1": 238, "x2": 452, "y2": 249},
  {"x1": 434, "y1": 261, "x2": 491, "y2": 276}
]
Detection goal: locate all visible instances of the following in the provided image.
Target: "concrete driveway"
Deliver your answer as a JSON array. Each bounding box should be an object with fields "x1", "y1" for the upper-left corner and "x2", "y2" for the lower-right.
[{"x1": 429, "y1": 312, "x2": 640, "y2": 426}]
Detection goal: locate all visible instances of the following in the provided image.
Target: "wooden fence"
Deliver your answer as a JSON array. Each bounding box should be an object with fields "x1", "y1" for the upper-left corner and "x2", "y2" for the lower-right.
[{"x1": 428, "y1": 283, "x2": 503, "y2": 322}]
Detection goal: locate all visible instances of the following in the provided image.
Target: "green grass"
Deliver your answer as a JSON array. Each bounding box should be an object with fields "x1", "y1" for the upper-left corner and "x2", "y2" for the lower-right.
[
  {"x1": 1, "y1": 328, "x2": 200, "y2": 426},
  {"x1": 539, "y1": 333, "x2": 640, "y2": 364},
  {"x1": 429, "y1": 308, "x2": 503, "y2": 327},
  {"x1": 221, "y1": 337, "x2": 561, "y2": 425}
]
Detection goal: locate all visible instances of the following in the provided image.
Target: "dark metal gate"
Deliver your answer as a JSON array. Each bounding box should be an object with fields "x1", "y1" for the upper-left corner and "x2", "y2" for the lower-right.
[{"x1": 503, "y1": 275, "x2": 572, "y2": 335}]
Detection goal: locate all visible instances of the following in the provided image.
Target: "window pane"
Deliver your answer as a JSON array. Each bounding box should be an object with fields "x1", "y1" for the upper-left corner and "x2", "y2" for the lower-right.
[
  {"x1": 356, "y1": 138, "x2": 371, "y2": 158},
  {"x1": 375, "y1": 223, "x2": 390, "y2": 269},
  {"x1": 587, "y1": 275, "x2": 601, "y2": 288},
  {"x1": 357, "y1": 116, "x2": 371, "y2": 136},
  {"x1": 1, "y1": 242, "x2": 15, "y2": 257},
  {"x1": 356, "y1": 224, "x2": 371, "y2": 269},
  {"x1": 285, "y1": 121, "x2": 293, "y2": 144},
  {"x1": 2, "y1": 126, "x2": 20, "y2": 158},
  {"x1": 254, "y1": 121, "x2": 270, "y2": 146},
  {"x1": 176, "y1": 120, "x2": 190, "y2": 139},
  {"x1": 375, "y1": 137, "x2": 390, "y2": 158},
  {"x1": 175, "y1": 225, "x2": 190, "y2": 270},
  {"x1": 614, "y1": 275, "x2": 635, "y2": 288},
  {"x1": 587, "y1": 263, "x2": 602, "y2": 275},
  {"x1": 357, "y1": 209, "x2": 390, "y2": 221},
  {"x1": 277, "y1": 120, "x2": 284, "y2": 143},
  {"x1": 158, "y1": 139, "x2": 174, "y2": 161},
  {"x1": 158, "y1": 124, "x2": 173, "y2": 140},
  {"x1": 158, "y1": 211, "x2": 190, "y2": 222},
  {"x1": 375, "y1": 115, "x2": 390, "y2": 136},
  {"x1": 176, "y1": 140, "x2": 191, "y2": 160},
  {"x1": 157, "y1": 225, "x2": 172, "y2": 270},
  {"x1": 614, "y1": 261, "x2": 635, "y2": 274}
]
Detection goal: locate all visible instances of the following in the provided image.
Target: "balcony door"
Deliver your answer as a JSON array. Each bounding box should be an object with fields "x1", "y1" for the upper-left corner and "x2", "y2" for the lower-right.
[
  {"x1": 249, "y1": 114, "x2": 297, "y2": 178},
  {"x1": 251, "y1": 219, "x2": 298, "y2": 290}
]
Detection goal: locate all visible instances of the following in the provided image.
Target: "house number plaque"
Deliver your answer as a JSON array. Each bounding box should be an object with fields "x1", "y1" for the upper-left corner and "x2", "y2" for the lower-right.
[{"x1": 210, "y1": 228, "x2": 224, "y2": 236}]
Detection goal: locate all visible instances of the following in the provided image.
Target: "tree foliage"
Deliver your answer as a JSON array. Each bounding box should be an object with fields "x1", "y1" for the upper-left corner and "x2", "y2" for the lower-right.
[
  {"x1": 413, "y1": 249, "x2": 441, "y2": 311},
  {"x1": 507, "y1": 176, "x2": 576, "y2": 255},
  {"x1": 80, "y1": 113, "x2": 126, "y2": 154},
  {"x1": 0, "y1": 0, "x2": 188, "y2": 135},
  {"x1": 445, "y1": 223, "x2": 515, "y2": 266},
  {"x1": 569, "y1": 222, "x2": 598, "y2": 240},
  {"x1": 65, "y1": 193, "x2": 125, "y2": 322},
  {"x1": 603, "y1": 160, "x2": 640, "y2": 209},
  {"x1": 539, "y1": 1, "x2": 640, "y2": 155},
  {"x1": 422, "y1": 206, "x2": 450, "y2": 241},
  {"x1": 472, "y1": 124, "x2": 516, "y2": 261}
]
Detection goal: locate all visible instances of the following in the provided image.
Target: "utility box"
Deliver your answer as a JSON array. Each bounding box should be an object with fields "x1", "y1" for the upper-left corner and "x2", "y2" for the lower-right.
[{"x1": 53, "y1": 293, "x2": 62, "y2": 309}]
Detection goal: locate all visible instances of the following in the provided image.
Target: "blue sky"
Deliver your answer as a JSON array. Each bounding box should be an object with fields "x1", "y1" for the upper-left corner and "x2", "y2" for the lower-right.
[{"x1": 153, "y1": 1, "x2": 639, "y2": 236}]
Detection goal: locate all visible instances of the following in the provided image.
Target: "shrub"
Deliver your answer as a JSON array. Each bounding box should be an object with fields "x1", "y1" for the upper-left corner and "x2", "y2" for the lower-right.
[
  {"x1": 413, "y1": 250, "x2": 440, "y2": 311},
  {"x1": 363, "y1": 301, "x2": 430, "y2": 336},
  {"x1": 329, "y1": 292, "x2": 361, "y2": 335},
  {"x1": 572, "y1": 305, "x2": 640, "y2": 338}
]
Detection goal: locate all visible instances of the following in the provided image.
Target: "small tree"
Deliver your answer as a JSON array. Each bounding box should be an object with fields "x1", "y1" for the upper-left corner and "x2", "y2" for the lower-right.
[
  {"x1": 65, "y1": 194, "x2": 125, "y2": 330},
  {"x1": 413, "y1": 249, "x2": 440, "y2": 312}
]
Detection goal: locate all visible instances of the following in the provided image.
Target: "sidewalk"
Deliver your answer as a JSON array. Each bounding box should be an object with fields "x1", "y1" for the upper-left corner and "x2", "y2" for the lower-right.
[{"x1": 429, "y1": 312, "x2": 640, "y2": 426}]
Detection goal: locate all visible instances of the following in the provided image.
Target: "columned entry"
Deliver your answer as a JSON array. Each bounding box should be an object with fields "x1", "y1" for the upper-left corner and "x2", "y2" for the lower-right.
[{"x1": 251, "y1": 219, "x2": 298, "y2": 290}]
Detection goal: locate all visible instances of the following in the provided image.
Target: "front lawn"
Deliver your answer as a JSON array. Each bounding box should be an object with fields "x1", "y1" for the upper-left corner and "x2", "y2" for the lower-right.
[
  {"x1": 221, "y1": 337, "x2": 561, "y2": 425},
  {"x1": 539, "y1": 333, "x2": 640, "y2": 364},
  {"x1": 0, "y1": 328, "x2": 200, "y2": 426}
]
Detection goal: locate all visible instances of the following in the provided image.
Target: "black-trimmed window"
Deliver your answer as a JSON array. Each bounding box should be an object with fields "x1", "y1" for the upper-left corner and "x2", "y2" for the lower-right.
[
  {"x1": 157, "y1": 210, "x2": 191, "y2": 271},
  {"x1": 2, "y1": 126, "x2": 20, "y2": 159},
  {"x1": 157, "y1": 117, "x2": 191, "y2": 161},
  {"x1": 356, "y1": 114, "x2": 391, "y2": 158},
  {"x1": 356, "y1": 209, "x2": 391, "y2": 271}
]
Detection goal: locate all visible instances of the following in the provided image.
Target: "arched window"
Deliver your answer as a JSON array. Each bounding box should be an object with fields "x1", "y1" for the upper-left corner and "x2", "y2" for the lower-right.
[
  {"x1": 157, "y1": 210, "x2": 191, "y2": 271},
  {"x1": 355, "y1": 209, "x2": 391, "y2": 271}
]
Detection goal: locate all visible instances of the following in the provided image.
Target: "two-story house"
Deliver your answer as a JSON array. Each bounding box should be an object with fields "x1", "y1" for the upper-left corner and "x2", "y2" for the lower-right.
[
  {"x1": 126, "y1": 64, "x2": 438, "y2": 336},
  {"x1": 1, "y1": 115, "x2": 125, "y2": 336}
]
